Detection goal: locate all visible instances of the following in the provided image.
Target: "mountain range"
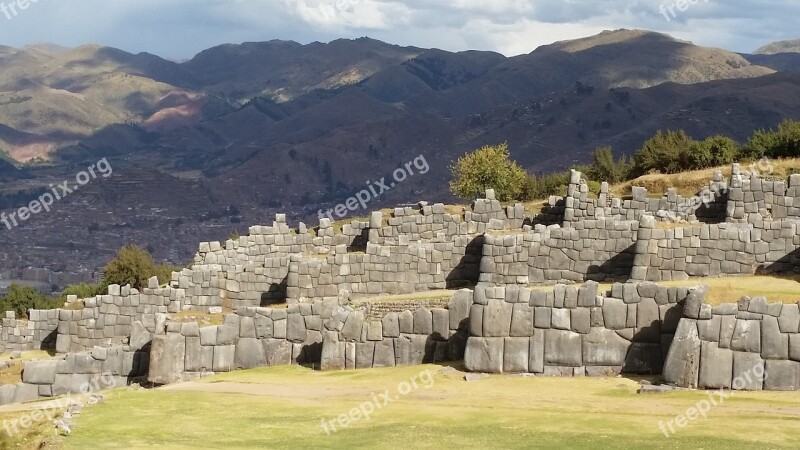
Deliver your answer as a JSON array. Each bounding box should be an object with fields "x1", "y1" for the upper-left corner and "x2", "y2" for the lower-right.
[{"x1": 1, "y1": 28, "x2": 800, "y2": 280}]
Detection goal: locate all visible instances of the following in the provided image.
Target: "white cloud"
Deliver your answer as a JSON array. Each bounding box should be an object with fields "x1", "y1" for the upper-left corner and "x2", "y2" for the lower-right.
[{"x1": 0, "y1": 0, "x2": 795, "y2": 58}]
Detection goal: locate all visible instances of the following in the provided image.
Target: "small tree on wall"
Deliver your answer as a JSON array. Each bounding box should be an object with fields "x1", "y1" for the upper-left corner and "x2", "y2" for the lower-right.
[
  {"x1": 449, "y1": 143, "x2": 527, "y2": 201},
  {"x1": 101, "y1": 245, "x2": 159, "y2": 290}
]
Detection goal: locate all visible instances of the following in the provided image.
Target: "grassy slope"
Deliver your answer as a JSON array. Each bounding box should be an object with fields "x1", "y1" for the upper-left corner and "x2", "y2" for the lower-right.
[{"x1": 56, "y1": 365, "x2": 800, "y2": 449}]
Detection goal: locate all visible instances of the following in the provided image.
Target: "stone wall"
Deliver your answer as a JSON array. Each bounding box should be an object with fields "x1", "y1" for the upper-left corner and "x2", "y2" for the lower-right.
[
  {"x1": 631, "y1": 216, "x2": 800, "y2": 282},
  {"x1": 55, "y1": 281, "x2": 182, "y2": 353},
  {"x1": 147, "y1": 291, "x2": 473, "y2": 383},
  {"x1": 148, "y1": 300, "x2": 334, "y2": 384},
  {"x1": 665, "y1": 291, "x2": 800, "y2": 390},
  {"x1": 728, "y1": 165, "x2": 800, "y2": 224},
  {"x1": 0, "y1": 310, "x2": 58, "y2": 353},
  {"x1": 463, "y1": 282, "x2": 691, "y2": 375},
  {"x1": 563, "y1": 169, "x2": 728, "y2": 225},
  {"x1": 318, "y1": 290, "x2": 472, "y2": 370},
  {"x1": 480, "y1": 219, "x2": 638, "y2": 284},
  {"x1": 287, "y1": 237, "x2": 481, "y2": 302},
  {"x1": 0, "y1": 346, "x2": 143, "y2": 406}
]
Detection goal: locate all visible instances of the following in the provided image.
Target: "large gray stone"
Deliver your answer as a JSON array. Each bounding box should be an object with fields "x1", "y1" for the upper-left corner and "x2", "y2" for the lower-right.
[
  {"x1": 697, "y1": 316, "x2": 721, "y2": 342},
  {"x1": 718, "y1": 315, "x2": 736, "y2": 349},
  {"x1": 398, "y1": 311, "x2": 414, "y2": 334},
  {"x1": 235, "y1": 338, "x2": 267, "y2": 369},
  {"x1": 570, "y1": 308, "x2": 591, "y2": 334},
  {"x1": 341, "y1": 311, "x2": 364, "y2": 341},
  {"x1": 510, "y1": 303, "x2": 534, "y2": 337},
  {"x1": 582, "y1": 328, "x2": 630, "y2": 366},
  {"x1": 432, "y1": 309, "x2": 449, "y2": 338},
  {"x1": 395, "y1": 334, "x2": 430, "y2": 365},
  {"x1": 464, "y1": 337, "x2": 504, "y2": 373},
  {"x1": 373, "y1": 339, "x2": 395, "y2": 368},
  {"x1": 449, "y1": 289, "x2": 473, "y2": 330},
  {"x1": 355, "y1": 342, "x2": 375, "y2": 369},
  {"x1": 470, "y1": 304, "x2": 484, "y2": 336},
  {"x1": 778, "y1": 304, "x2": 800, "y2": 333},
  {"x1": 22, "y1": 360, "x2": 59, "y2": 385},
  {"x1": 544, "y1": 329, "x2": 582, "y2": 367},
  {"x1": 551, "y1": 308, "x2": 571, "y2": 330},
  {"x1": 764, "y1": 360, "x2": 800, "y2": 391},
  {"x1": 761, "y1": 316, "x2": 788, "y2": 360},
  {"x1": 483, "y1": 300, "x2": 512, "y2": 337},
  {"x1": 699, "y1": 342, "x2": 733, "y2": 389},
  {"x1": 148, "y1": 333, "x2": 186, "y2": 384},
  {"x1": 11, "y1": 383, "x2": 38, "y2": 404},
  {"x1": 503, "y1": 337, "x2": 529, "y2": 373},
  {"x1": 264, "y1": 339, "x2": 293, "y2": 366},
  {"x1": 0, "y1": 384, "x2": 16, "y2": 405},
  {"x1": 529, "y1": 330, "x2": 544, "y2": 373},
  {"x1": 730, "y1": 320, "x2": 761, "y2": 353},
  {"x1": 663, "y1": 319, "x2": 701, "y2": 388},
  {"x1": 413, "y1": 308, "x2": 433, "y2": 335},
  {"x1": 320, "y1": 333, "x2": 345, "y2": 371},
  {"x1": 732, "y1": 352, "x2": 764, "y2": 390},
  {"x1": 602, "y1": 298, "x2": 627, "y2": 330},
  {"x1": 634, "y1": 298, "x2": 661, "y2": 342},
  {"x1": 130, "y1": 321, "x2": 152, "y2": 351},
  {"x1": 255, "y1": 316, "x2": 274, "y2": 338},
  {"x1": 287, "y1": 314, "x2": 307, "y2": 342},
  {"x1": 212, "y1": 345, "x2": 235, "y2": 372},
  {"x1": 382, "y1": 313, "x2": 400, "y2": 338}
]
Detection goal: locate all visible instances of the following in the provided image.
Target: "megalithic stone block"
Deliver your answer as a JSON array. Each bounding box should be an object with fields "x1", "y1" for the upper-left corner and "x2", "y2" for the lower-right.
[{"x1": 663, "y1": 319, "x2": 700, "y2": 388}]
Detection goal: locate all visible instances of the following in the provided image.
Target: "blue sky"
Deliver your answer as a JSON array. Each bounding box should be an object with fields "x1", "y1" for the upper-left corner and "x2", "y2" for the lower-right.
[{"x1": 0, "y1": 0, "x2": 796, "y2": 59}]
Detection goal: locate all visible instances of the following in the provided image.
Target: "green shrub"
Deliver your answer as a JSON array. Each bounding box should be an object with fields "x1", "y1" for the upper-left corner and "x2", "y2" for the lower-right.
[{"x1": 449, "y1": 143, "x2": 527, "y2": 201}]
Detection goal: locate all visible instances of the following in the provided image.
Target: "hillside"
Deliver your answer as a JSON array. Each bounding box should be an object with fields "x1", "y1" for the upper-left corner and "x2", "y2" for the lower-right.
[
  {"x1": 755, "y1": 39, "x2": 800, "y2": 55},
  {"x1": 0, "y1": 29, "x2": 799, "y2": 280}
]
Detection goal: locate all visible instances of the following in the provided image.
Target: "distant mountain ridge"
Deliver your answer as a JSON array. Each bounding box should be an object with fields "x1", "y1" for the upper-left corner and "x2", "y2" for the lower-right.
[
  {"x1": 755, "y1": 39, "x2": 800, "y2": 55},
  {"x1": 0, "y1": 29, "x2": 799, "y2": 276}
]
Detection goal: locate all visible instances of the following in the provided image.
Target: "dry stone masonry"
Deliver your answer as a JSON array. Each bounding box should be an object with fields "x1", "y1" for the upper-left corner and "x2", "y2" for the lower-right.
[{"x1": 6, "y1": 163, "x2": 800, "y2": 406}]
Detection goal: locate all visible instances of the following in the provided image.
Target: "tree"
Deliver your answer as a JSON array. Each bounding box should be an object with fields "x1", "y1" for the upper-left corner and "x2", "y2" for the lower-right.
[
  {"x1": 742, "y1": 120, "x2": 800, "y2": 160},
  {"x1": 683, "y1": 136, "x2": 740, "y2": 169},
  {"x1": 775, "y1": 119, "x2": 800, "y2": 158},
  {"x1": 588, "y1": 146, "x2": 632, "y2": 183},
  {"x1": 0, "y1": 284, "x2": 61, "y2": 316},
  {"x1": 62, "y1": 282, "x2": 103, "y2": 299},
  {"x1": 101, "y1": 245, "x2": 158, "y2": 290},
  {"x1": 449, "y1": 143, "x2": 527, "y2": 201},
  {"x1": 742, "y1": 128, "x2": 779, "y2": 160},
  {"x1": 633, "y1": 130, "x2": 696, "y2": 175}
]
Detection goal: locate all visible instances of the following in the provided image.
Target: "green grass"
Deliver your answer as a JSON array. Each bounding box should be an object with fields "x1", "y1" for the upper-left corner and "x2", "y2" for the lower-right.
[{"x1": 52, "y1": 364, "x2": 800, "y2": 449}]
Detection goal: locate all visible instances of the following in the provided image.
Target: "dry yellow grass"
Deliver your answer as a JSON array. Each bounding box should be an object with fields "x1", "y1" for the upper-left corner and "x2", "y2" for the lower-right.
[
  {"x1": 352, "y1": 290, "x2": 456, "y2": 305},
  {"x1": 613, "y1": 158, "x2": 800, "y2": 197},
  {"x1": 657, "y1": 275, "x2": 800, "y2": 305},
  {"x1": 169, "y1": 310, "x2": 230, "y2": 326},
  {"x1": 0, "y1": 350, "x2": 54, "y2": 385}
]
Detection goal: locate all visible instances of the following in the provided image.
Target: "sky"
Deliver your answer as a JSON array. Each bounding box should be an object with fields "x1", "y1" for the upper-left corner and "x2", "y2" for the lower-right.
[{"x1": 0, "y1": 0, "x2": 797, "y2": 60}]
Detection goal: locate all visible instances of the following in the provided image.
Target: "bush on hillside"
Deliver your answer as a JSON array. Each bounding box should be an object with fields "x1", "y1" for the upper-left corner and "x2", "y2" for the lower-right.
[{"x1": 449, "y1": 143, "x2": 527, "y2": 201}]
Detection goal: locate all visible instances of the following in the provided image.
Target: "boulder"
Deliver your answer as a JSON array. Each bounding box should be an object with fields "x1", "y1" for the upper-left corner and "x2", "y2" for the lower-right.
[
  {"x1": 662, "y1": 319, "x2": 701, "y2": 387},
  {"x1": 503, "y1": 337, "x2": 529, "y2": 373},
  {"x1": 699, "y1": 342, "x2": 733, "y2": 389},
  {"x1": 148, "y1": 333, "x2": 186, "y2": 384},
  {"x1": 544, "y1": 329, "x2": 582, "y2": 367},
  {"x1": 463, "y1": 337, "x2": 504, "y2": 373},
  {"x1": 582, "y1": 328, "x2": 630, "y2": 366},
  {"x1": 234, "y1": 338, "x2": 267, "y2": 369},
  {"x1": 22, "y1": 360, "x2": 59, "y2": 385}
]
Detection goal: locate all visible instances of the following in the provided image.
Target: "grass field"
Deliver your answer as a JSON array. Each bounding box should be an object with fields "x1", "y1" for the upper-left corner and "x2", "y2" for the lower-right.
[{"x1": 7, "y1": 364, "x2": 787, "y2": 449}]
